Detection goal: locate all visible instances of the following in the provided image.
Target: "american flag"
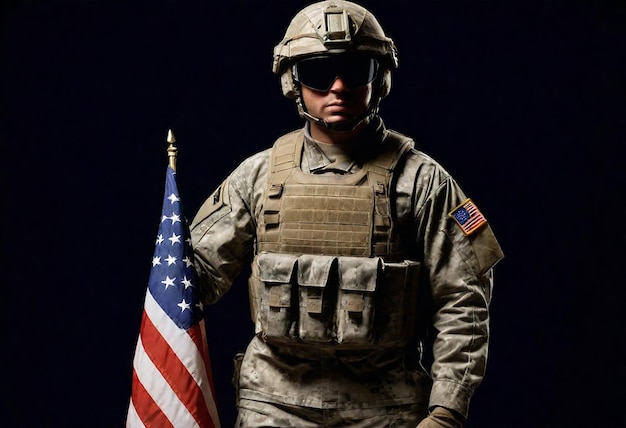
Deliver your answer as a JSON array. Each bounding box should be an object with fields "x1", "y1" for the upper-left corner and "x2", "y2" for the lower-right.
[
  {"x1": 449, "y1": 198, "x2": 487, "y2": 236},
  {"x1": 126, "y1": 166, "x2": 221, "y2": 428}
]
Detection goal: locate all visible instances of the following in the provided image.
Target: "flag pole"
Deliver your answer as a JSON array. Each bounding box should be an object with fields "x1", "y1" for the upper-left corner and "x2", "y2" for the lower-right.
[
  {"x1": 167, "y1": 128, "x2": 177, "y2": 172},
  {"x1": 127, "y1": 127, "x2": 221, "y2": 428}
]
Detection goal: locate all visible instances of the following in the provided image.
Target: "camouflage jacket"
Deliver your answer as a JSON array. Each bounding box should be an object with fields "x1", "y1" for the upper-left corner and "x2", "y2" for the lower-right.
[{"x1": 190, "y1": 118, "x2": 503, "y2": 417}]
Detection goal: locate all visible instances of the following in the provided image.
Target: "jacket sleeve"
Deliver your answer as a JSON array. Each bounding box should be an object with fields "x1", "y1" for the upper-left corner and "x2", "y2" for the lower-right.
[
  {"x1": 416, "y1": 175, "x2": 504, "y2": 418},
  {"x1": 189, "y1": 151, "x2": 268, "y2": 304}
]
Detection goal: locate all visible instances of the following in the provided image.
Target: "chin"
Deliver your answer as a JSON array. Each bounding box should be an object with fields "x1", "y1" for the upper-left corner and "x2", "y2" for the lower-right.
[{"x1": 326, "y1": 115, "x2": 355, "y2": 123}]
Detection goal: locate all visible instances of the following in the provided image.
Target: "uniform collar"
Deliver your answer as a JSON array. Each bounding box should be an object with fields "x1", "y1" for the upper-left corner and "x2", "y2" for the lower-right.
[{"x1": 301, "y1": 117, "x2": 386, "y2": 174}]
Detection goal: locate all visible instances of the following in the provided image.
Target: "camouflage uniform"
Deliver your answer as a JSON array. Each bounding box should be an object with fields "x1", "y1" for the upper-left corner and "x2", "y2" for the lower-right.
[
  {"x1": 191, "y1": 1, "x2": 503, "y2": 426},
  {"x1": 190, "y1": 119, "x2": 503, "y2": 426}
]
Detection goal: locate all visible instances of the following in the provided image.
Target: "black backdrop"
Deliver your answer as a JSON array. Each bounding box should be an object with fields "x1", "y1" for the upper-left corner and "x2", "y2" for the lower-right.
[{"x1": 2, "y1": 1, "x2": 625, "y2": 427}]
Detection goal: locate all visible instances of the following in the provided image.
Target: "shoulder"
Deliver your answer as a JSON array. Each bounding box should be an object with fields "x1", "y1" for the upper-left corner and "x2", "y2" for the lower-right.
[
  {"x1": 273, "y1": 129, "x2": 302, "y2": 147},
  {"x1": 392, "y1": 138, "x2": 462, "y2": 219},
  {"x1": 228, "y1": 128, "x2": 303, "y2": 197},
  {"x1": 391, "y1": 133, "x2": 453, "y2": 187},
  {"x1": 239, "y1": 129, "x2": 302, "y2": 171},
  {"x1": 227, "y1": 148, "x2": 272, "y2": 201},
  {"x1": 236, "y1": 148, "x2": 271, "y2": 172},
  {"x1": 232, "y1": 129, "x2": 302, "y2": 178},
  {"x1": 383, "y1": 128, "x2": 449, "y2": 175},
  {"x1": 407, "y1": 148, "x2": 451, "y2": 177}
]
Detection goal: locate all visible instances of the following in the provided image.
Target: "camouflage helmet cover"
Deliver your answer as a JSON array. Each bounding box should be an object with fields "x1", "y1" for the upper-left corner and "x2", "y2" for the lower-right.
[{"x1": 272, "y1": 0, "x2": 398, "y2": 74}]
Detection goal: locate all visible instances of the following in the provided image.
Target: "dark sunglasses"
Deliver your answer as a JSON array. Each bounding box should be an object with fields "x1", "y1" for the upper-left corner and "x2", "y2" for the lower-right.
[{"x1": 292, "y1": 54, "x2": 379, "y2": 92}]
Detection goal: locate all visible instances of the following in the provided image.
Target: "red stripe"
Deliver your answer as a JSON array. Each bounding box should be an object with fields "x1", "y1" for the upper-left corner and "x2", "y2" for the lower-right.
[
  {"x1": 188, "y1": 324, "x2": 208, "y2": 373},
  {"x1": 463, "y1": 218, "x2": 485, "y2": 233},
  {"x1": 464, "y1": 216, "x2": 484, "y2": 228},
  {"x1": 191, "y1": 321, "x2": 219, "y2": 406},
  {"x1": 140, "y1": 311, "x2": 216, "y2": 428},
  {"x1": 131, "y1": 367, "x2": 175, "y2": 428}
]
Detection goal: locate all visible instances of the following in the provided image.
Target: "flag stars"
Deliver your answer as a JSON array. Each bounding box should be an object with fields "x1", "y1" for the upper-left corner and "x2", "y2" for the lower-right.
[
  {"x1": 161, "y1": 213, "x2": 181, "y2": 224},
  {"x1": 167, "y1": 193, "x2": 180, "y2": 204},
  {"x1": 132, "y1": 168, "x2": 219, "y2": 427},
  {"x1": 178, "y1": 299, "x2": 191, "y2": 312},
  {"x1": 181, "y1": 275, "x2": 193, "y2": 289},
  {"x1": 161, "y1": 276, "x2": 176, "y2": 289},
  {"x1": 169, "y1": 213, "x2": 181, "y2": 224},
  {"x1": 168, "y1": 233, "x2": 181, "y2": 245}
]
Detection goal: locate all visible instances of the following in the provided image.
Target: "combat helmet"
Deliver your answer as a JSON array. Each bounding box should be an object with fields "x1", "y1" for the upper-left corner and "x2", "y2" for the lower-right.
[{"x1": 272, "y1": 0, "x2": 398, "y2": 130}]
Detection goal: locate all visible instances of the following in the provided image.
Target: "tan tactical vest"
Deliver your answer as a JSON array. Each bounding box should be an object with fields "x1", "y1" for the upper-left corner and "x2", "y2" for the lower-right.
[
  {"x1": 249, "y1": 129, "x2": 421, "y2": 352},
  {"x1": 257, "y1": 129, "x2": 413, "y2": 258}
]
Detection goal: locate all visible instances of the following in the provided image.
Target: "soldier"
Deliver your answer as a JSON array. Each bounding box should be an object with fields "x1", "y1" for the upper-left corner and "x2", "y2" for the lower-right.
[{"x1": 190, "y1": 1, "x2": 504, "y2": 427}]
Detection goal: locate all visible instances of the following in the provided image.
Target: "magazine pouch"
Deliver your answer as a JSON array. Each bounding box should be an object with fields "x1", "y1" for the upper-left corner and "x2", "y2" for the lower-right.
[
  {"x1": 335, "y1": 256, "x2": 381, "y2": 344},
  {"x1": 297, "y1": 254, "x2": 336, "y2": 343},
  {"x1": 253, "y1": 252, "x2": 298, "y2": 341}
]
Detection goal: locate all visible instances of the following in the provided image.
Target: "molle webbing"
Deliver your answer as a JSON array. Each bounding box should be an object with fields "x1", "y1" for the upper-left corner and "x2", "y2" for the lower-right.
[{"x1": 257, "y1": 130, "x2": 413, "y2": 257}]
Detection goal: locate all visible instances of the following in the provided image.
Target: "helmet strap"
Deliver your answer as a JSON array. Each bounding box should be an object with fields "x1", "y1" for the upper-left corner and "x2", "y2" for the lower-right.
[{"x1": 294, "y1": 73, "x2": 384, "y2": 132}]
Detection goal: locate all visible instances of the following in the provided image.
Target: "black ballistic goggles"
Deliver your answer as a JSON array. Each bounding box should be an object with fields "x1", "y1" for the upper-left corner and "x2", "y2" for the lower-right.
[{"x1": 292, "y1": 54, "x2": 379, "y2": 92}]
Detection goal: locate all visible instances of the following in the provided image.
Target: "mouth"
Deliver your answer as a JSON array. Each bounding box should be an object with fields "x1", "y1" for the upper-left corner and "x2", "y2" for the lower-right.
[{"x1": 326, "y1": 101, "x2": 352, "y2": 113}]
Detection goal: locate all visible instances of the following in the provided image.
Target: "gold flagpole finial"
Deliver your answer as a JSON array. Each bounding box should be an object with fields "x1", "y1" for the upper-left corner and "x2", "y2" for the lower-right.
[{"x1": 166, "y1": 128, "x2": 177, "y2": 171}]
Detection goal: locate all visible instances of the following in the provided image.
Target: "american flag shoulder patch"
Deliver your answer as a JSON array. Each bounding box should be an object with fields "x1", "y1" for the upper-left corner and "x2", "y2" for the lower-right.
[{"x1": 449, "y1": 198, "x2": 488, "y2": 236}]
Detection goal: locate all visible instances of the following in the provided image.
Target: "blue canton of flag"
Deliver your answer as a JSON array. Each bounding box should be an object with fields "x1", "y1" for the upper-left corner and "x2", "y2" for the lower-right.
[
  {"x1": 449, "y1": 198, "x2": 488, "y2": 236},
  {"x1": 127, "y1": 166, "x2": 220, "y2": 428},
  {"x1": 148, "y1": 169, "x2": 202, "y2": 330}
]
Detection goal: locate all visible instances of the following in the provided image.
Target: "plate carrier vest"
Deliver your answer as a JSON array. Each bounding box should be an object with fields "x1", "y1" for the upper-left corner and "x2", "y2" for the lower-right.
[{"x1": 249, "y1": 129, "x2": 421, "y2": 351}]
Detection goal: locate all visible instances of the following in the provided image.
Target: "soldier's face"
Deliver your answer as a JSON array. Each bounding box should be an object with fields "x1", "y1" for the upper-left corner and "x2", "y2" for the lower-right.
[{"x1": 300, "y1": 77, "x2": 373, "y2": 126}]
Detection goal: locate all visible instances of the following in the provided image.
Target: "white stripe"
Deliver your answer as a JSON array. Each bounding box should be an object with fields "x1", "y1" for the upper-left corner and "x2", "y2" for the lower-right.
[
  {"x1": 127, "y1": 331, "x2": 149, "y2": 428},
  {"x1": 133, "y1": 334, "x2": 201, "y2": 428},
  {"x1": 144, "y1": 290, "x2": 220, "y2": 426},
  {"x1": 126, "y1": 400, "x2": 146, "y2": 428},
  {"x1": 133, "y1": 311, "x2": 201, "y2": 427}
]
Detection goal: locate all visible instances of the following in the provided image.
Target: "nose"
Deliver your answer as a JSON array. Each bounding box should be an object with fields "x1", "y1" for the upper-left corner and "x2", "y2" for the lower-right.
[{"x1": 329, "y1": 75, "x2": 349, "y2": 92}]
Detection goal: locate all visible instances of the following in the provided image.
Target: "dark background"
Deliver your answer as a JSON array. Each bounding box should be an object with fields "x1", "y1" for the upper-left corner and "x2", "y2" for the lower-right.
[{"x1": 2, "y1": 0, "x2": 625, "y2": 427}]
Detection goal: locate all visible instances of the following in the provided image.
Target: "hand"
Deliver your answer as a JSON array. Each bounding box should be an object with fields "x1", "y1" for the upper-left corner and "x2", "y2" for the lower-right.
[{"x1": 416, "y1": 406, "x2": 464, "y2": 428}]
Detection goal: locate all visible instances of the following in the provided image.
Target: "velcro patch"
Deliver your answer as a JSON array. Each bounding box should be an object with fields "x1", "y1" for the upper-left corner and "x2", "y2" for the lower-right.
[
  {"x1": 190, "y1": 179, "x2": 229, "y2": 229},
  {"x1": 449, "y1": 198, "x2": 487, "y2": 236}
]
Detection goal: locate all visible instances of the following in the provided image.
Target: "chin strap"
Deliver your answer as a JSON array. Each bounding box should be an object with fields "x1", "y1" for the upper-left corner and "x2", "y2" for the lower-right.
[
  {"x1": 300, "y1": 109, "x2": 373, "y2": 132},
  {"x1": 295, "y1": 91, "x2": 382, "y2": 132},
  {"x1": 293, "y1": 74, "x2": 385, "y2": 132}
]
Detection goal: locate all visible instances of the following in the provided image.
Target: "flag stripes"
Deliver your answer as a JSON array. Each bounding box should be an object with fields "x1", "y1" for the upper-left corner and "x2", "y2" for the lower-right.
[
  {"x1": 449, "y1": 198, "x2": 488, "y2": 236},
  {"x1": 129, "y1": 370, "x2": 175, "y2": 428},
  {"x1": 127, "y1": 166, "x2": 220, "y2": 428}
]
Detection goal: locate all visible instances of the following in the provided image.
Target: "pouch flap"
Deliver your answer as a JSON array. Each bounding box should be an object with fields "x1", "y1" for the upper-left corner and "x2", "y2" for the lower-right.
[
  {"x1": 257, "y1": 252, "x2": 298, "y2": 283},
  {"x1": 297, "y1": 254, "x2": 336, "y2": 288},
  {"x1": 338, "y1": 256, "x2": 381, "y2": 292}
]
